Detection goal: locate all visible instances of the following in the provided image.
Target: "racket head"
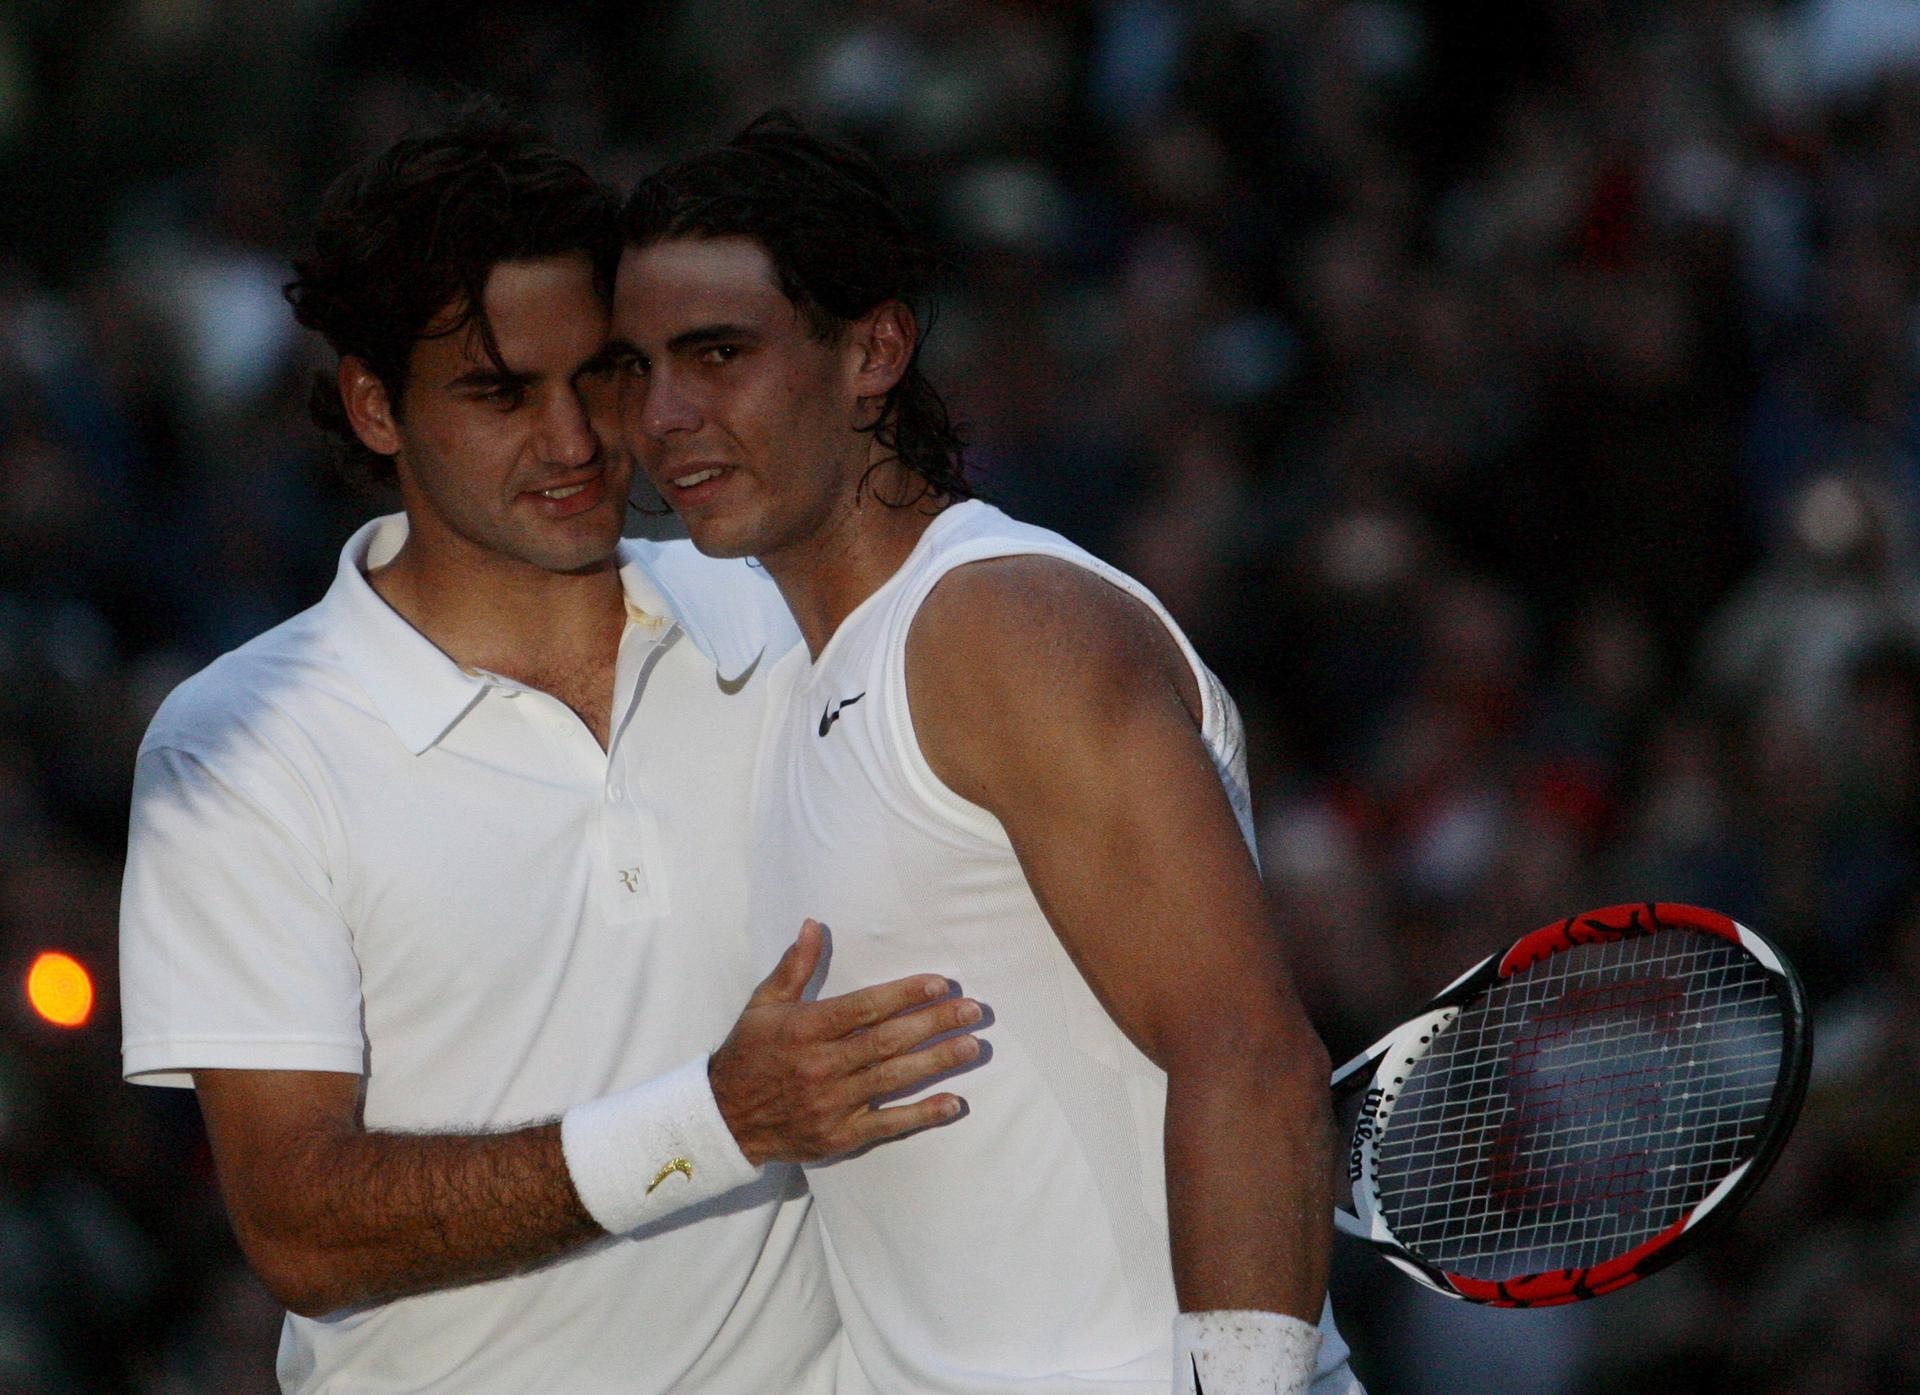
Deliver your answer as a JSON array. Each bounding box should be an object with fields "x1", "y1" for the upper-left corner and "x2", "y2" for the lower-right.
[{"x1": 1331, "y1": 902, "x2": 1810, "y2": 1307}]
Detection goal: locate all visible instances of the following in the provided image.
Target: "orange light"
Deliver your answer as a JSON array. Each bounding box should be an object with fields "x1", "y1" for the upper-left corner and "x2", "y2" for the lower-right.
[{"x1": 27, "y1": 952, "x2": 93, "y2": 1028}]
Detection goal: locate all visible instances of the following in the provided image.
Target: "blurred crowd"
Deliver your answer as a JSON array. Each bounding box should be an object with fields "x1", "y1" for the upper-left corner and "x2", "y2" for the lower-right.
[{"x1": 3, "y1": 1, "x2": 1918, "y2": 1391}]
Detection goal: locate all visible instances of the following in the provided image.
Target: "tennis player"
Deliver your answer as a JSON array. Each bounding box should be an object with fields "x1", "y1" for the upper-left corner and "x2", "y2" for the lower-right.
[
  {"x1": 611, "y1": 113, "x2": 1364, "y2": 1395},
  {"x1": 117, "y1": 104, "x2": 984, "y2": 1394}
]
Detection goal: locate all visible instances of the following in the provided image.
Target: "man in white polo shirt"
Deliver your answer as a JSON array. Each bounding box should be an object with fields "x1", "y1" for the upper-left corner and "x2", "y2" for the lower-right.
[{"x1": 117, "y1": 104, "x2": 982, "y2": 1394}]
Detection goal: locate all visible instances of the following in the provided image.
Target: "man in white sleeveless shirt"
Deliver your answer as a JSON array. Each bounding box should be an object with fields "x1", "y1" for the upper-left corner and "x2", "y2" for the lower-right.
[
  {"x1": 611, "y1": 114, "x2": 1366, "y2": 1395},
  {"x1": 118, "y1": 105, "x2": 986, "y2": 1394}
]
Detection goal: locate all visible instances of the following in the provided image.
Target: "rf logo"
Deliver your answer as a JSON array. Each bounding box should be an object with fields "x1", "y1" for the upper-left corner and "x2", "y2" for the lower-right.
[{"x1": 617, "y1": 867, "x2": 645, "y2": 894}]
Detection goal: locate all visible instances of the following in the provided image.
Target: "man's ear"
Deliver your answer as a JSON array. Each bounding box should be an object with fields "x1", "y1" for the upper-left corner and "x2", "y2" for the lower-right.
[
  {"x1": 851, "y1": 301, "x2": 917, "y2": 401},
  {"x1": 339, "y1": 357, "x2": 403, "y2": 458}
]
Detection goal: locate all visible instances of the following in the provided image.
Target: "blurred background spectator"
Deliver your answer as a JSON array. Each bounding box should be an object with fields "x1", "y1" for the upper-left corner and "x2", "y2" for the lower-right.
[{"x1": 2, "y1": 1, "x2": 1914, "y2": 1390}]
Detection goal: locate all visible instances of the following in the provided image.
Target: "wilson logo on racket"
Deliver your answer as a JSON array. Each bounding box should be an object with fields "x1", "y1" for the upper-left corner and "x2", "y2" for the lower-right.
[
  {"x1": 1348, "y1": 1086, "x2": 1385, "y2": 1183},
  {"x1": 1328, "y1": 902, "x2": 1810, "y2": 1308}
]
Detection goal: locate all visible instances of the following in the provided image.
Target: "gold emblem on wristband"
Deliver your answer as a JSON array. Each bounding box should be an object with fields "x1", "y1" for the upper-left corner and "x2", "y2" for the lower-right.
[{"x1": 646, "y1": 1158, "x2": 695, "y2": 1195}]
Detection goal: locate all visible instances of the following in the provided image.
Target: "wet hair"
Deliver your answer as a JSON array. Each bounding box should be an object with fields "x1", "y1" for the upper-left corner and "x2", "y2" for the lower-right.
[
  {"x1": 285, "y1": 98, "x2": 620, "y2": 486},
  {"x1": 622, "y1": 110, "x2": 970, "y2": 507}
]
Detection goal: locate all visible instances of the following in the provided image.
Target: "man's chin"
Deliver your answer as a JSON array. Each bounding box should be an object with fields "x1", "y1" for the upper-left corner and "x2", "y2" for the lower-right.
[
  {"x1": 675, "y1": 513, "x2": 758, "y2": 561},
  {"x1": 525, "y1": 513, "x2": 630, "y2": 574},
  {"x1": 550, "y1": 548, "x2": 623, "y2": 576}
]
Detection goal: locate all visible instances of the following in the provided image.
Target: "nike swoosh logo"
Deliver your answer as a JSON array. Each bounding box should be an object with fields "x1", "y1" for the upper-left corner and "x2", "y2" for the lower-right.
[
  {"x1": 818, "y1": 692, "x2": 865, "y2": 737},
  {"x1": 715, "y1": 648, "x2": 764, "y2": 695},
  {"x1": 645, "y1": 1158, "x2": 694, "y2": 1195},
  {"x1": 1191, "y1": 1355, "x2": 1204, "y2": 1394}
]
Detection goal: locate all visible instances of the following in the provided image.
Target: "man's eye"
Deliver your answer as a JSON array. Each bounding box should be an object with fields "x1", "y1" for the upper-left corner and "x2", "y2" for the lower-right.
[
  {"x1": 595, "y1": 350, "x2": 647, "y2": 378},
  {"x1": 700, "y1": 345, "x2": 739, "y2": 365},
  {"x1": 476, "y1": 385, "x2": 525, "y2": 409}
]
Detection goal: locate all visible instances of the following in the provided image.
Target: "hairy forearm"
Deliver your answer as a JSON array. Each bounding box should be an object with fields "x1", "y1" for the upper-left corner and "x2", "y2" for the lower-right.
[
  {"x1": 1163, "y1": 1057, "x2": 1335, "y2": 1320},
  {"x1": 228, "y1": 1120, "x2": 599, "y2": 1317},
  {"x1": 201, "y1": 952, "x2": 987, "y2": 1322}
]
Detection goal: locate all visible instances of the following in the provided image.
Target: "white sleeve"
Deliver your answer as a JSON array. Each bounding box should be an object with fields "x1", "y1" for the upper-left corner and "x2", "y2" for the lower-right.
[{"x1": 119, "y1": 744, "x2": 366, "y2": 1087}]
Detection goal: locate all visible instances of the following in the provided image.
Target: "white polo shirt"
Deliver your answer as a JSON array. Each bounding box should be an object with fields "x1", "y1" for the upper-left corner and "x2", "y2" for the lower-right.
[{"x1": 119, "y1": 514, "x2": 829, "y2": 1395}]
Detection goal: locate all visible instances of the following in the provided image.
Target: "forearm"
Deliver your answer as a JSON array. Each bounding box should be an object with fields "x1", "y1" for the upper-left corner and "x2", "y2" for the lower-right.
[
  {"x1": 1163, "y1": 1057, "x2": 1335, "y2": 1321},
  {"x1": 204, "y1": 962, "x2": 984, "y2": 1320},
  {"x1": 226, "y1": 1118, "x2": 598, "y2": 1317}
]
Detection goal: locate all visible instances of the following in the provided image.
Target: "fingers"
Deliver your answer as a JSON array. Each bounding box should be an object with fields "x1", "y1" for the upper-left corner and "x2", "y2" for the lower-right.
[
  {"x1": 838, "y1": 993, "x2": 984, "y2": 1073},
  {"x1": 715, "y1": 942, "x2": 990, "y2": 1164},
  {"x1": 747, "y1": 920, "x2": 825, "y2": 1008},
  {"x1": 809, "y1": 970, "x2": 958, "y2": 1039},
  {"x1": 856, "y1": 1026, "x2": 984, "y2": 1102},
  {"x1": 847, "y1": 1092, "x2": 968, "y2": 1150}
]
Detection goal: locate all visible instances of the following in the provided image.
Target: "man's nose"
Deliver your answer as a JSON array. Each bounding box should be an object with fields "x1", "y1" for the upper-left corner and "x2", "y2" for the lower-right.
[
  {"x1": 539, "y1": 387, "x2": 600, "y2": 466},
  {"x1": 638, "y1": 371, "x2": 701, "y2": 440}
]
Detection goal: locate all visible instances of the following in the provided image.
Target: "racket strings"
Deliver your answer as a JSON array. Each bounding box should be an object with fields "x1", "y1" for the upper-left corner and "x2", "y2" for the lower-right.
[{"x1": 1370, "y1": 931, "x2": 1784, "y2": 1278}]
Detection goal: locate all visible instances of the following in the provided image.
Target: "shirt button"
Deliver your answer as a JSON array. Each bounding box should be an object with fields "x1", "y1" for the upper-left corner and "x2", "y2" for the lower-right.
[{"x1": 607, "y1": 785, "x2": 623, "y2": 802}]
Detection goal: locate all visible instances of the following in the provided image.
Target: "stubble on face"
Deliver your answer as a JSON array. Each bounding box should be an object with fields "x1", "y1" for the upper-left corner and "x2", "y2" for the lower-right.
[
  {"x1": 611, "y1": 237, "x2": 874, "y2": 569},
  {"x1": 387, "y1": 253, "x2": 632, "y2": 587}
]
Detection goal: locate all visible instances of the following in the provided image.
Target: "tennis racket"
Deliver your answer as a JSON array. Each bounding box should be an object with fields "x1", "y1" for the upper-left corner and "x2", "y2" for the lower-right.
[{"x1": 1330, "y1": 902, "x2": 1809, "y2": 1307}]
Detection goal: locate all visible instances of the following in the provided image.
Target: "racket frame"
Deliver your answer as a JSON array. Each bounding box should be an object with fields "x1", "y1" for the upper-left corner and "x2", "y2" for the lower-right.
[{"x1": 1329, "y1": 902, "x2": 1811, "y2": 1306}]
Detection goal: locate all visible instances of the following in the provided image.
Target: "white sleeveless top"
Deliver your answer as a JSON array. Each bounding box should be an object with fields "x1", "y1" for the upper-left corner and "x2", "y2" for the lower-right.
[{"x1": 745, "y1": 501, "x2": 1358, "y2": 1395}]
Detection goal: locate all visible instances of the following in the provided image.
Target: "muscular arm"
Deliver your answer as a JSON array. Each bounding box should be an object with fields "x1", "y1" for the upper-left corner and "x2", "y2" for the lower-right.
[
  {"x1": 195, "y1": 926, "x2": 981, "y2": 1319},
  {"x1": 907, "y1": 556, "x2": 1334, "y2": 1319},
  {"x1": 194, "y1": 1069, "x2": 593, "y2": 1318}
]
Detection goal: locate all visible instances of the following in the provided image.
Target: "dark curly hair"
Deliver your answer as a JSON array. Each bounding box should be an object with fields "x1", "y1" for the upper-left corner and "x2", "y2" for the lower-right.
[
  {"x1": 622, "y1": 111, "x2": 970, "y2": 507},
  {"x1": 285, "y1": 98, "x2": 621, "y2": 486}
]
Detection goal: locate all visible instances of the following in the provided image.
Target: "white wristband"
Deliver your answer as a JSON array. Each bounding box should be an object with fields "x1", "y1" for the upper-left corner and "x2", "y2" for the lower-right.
[
  {"x1": 560, "y1": 1056, "x2": 762, "y2": 1235},
  {"x1": 1174, "y1": 1310, "x2": 1322, "y2": 1395}
]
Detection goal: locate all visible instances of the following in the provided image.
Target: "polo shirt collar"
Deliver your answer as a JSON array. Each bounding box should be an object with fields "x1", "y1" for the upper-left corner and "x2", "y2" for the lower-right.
[{"x1": 322, "y1": 514, "x2": 676, "y2": 756}]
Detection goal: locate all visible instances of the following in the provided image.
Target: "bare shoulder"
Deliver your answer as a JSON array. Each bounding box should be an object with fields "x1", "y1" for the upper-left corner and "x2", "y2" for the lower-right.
[
  {"x1": 906, "y1": 555, "x2": 1201, "y2": 805},
  {"x1": 907, "y1": 553, "x2": 1191, "y2": 705}
]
